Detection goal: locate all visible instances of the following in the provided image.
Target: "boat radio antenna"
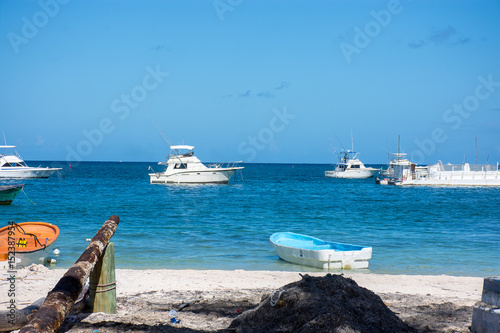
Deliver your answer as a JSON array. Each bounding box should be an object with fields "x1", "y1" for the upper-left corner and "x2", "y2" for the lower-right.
[
  {"x1": 334, "y1": 133, "x2": 345, "y2": 151},
  {"x1": 351, "y1": 129, "x2": 354, "y2": 152},
  {"x1": 397, "y1": 135, "x2": 400, "y2": 155},
  {"x1": 475, "y1": 136, "x2": 478, "y2": 166}
]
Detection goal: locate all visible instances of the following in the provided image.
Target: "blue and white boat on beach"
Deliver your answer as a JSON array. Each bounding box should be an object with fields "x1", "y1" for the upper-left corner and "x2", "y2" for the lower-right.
[{"x1": 269, "y1": 232, "x2": 372, "y2": 270}]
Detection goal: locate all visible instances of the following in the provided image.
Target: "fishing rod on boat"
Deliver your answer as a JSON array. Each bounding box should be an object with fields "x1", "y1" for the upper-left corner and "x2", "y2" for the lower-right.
[
  {"x1": 143, "y1": 110, "x2": 187, "y2": 166},
  {"x1": 143, "y1": 110, "x2": 173, "y2": 148}
]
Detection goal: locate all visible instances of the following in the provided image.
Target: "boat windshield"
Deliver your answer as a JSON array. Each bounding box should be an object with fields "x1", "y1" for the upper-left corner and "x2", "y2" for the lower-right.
[
  {"x1": 0, "y1": 160, "x2": 26, "y2": 167},
  {"x1": 174, "y1": 163, "x2": 187, "y2": 169}
]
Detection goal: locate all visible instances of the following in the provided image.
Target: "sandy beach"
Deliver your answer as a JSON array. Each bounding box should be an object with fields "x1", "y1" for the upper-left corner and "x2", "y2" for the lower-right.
[{"x1": 0, "y1": 265, "x2": 484, "y2": 332}]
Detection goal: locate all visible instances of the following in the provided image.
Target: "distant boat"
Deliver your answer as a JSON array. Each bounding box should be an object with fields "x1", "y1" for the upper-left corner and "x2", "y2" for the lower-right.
[
  {"x1": 392, "y1": 159, "x2": 500, "y2": 186},
  {"x1": 378, "y1": 136, "x2": 500, "y2": 186},
  {"x1": 375, "y1": 152, "x2": 411, "y2": 185},
  {"x1": 325, "y1": 150, "x2": 378, "y2": 179},
  {"x1": 269, "y1": 232, "x2": 372, "y2": 270},
  {"x1": 0, "y1": 222, "x2": 60, "y2": 268},
  {"x1": 149, "y1": 145, "x2": 244, "y2": 184},
  {"x1": 0, "y1": 145, "x2": 61, "y2": 178},
  {"x1": 0, "y1": 183, "x2": 24, "y2": 205}
]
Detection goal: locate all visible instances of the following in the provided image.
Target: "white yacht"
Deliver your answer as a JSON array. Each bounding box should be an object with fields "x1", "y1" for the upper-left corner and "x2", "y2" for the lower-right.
[
  {"x1": 325, "y1": 150, "x2": 378, "y2": 179},
  {"x1": 394, "y1": 160, "x2": 500, "y2": 186},
  {"x1": 0, "y1": 145, "x2": 61, "y2": 178},
  {"x1": 384, "y1": 136, "x2": 500, "y2": 186},
  {"x1": 149, "y1": 145, "x2": 244, "y2": 184}
]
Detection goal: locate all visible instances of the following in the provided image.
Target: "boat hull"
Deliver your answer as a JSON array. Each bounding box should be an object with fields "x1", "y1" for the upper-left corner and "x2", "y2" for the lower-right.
[
  {"x1": 398, "y1": 178, "x2": 500, "y2": 186},
  {"x1": 269, "y1": 232, "x2": 372, "y2": 270},
  {"x1": 0, "y1": 167, "x2": 61, "y2": 178},
  {"x1": 0, "y1": 184, "x2": 24, "y2": 205},
  {"x1": 325, "y1": 168, "x2": 378, "y2": 179},
  {"x1": 149, "y1": 167, "x2": 242, "y2": 184},
  {"x1": 0, "y1": 222, "x2": 60, "y2": 268}
]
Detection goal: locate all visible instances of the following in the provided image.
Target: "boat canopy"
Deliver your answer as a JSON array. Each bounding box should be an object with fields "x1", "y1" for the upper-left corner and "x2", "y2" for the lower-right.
[
  {"x1": 1, "y1": 155, "x2": 23, "y2": 162},
  {"x1": 170, "y1": 145, "x2": 194, "y2": 151}
]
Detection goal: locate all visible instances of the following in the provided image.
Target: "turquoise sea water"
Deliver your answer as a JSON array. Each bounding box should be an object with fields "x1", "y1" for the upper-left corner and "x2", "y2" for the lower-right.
[{"x1": 2, "y1": 162, "x2": 499, "y2": 277}]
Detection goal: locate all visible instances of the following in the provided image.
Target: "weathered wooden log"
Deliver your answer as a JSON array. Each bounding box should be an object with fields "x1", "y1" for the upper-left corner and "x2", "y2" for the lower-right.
[
  {"x1": 19, "y1": 215, "x2": 119, "y2": 333},
  {"x1": 0, "y1": 297, "x2": 90, "y2": 332},
  {"x1": 0, "y1": 298, "x2": 44, "y2": 332}
]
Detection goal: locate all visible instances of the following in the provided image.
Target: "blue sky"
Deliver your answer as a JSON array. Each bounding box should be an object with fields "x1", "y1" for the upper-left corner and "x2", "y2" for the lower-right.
[{"x1": 1, "y1": 0, "x2": 499, "y2": 164}]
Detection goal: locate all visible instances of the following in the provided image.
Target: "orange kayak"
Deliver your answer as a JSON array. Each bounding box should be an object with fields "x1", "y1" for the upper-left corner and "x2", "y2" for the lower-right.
[{"x1": 0, "y1": 222, "x2": 60, "y2": 267}]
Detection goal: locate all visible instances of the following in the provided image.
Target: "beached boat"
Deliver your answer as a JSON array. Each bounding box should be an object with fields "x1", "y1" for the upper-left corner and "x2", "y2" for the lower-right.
[
  {"x1": 325, "y1": 150, "x2": 378, "y2": 179},
  {"x1": 0, "y1": 183, "x2": 24, "y2": 205},
  {"x1": 269, "y1": 232, "x2": 372, "y2": 270},
  {"x1": 0, "y1": 145, "x2": 61, "y2": 178},
  {"x1": 149, "y1": 145, "x2": 244, "y2": 184},
  {"x1": 0, "y1": 222, "x2": 60, "y2": 268}
]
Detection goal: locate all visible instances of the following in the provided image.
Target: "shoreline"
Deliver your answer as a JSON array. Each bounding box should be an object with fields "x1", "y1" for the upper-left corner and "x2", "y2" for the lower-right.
[
  {"x1": 1, "y1": 267, "x2": 484, "y2": 304},
  {"x1": 0, "y1": 266, "x2": 486, "y2": 332}
]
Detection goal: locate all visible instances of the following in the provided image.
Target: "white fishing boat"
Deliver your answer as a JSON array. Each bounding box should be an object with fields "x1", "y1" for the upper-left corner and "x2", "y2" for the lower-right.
[
  {"x1": 325, "y1": 150, "x2": 378, "y2": 179},
  {"x1": 269, "y1": 232, "x2": 372, "y2": 270},
  {"x1": 149, "y1": 145, "x2": 244, "y2": 184},
  {"x1": 0, "y1": 145, "x2": 61, "y2": 178},
  {"x1": 375, "y1": 152, "x2": 413, "y2": 185}
]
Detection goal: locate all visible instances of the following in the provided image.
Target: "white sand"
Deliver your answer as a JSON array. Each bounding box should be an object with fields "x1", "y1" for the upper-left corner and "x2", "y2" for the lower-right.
[
  {"x1": 0, "y1": 265, "x2": 486, "y2": 332},
  {"x1": 0, "y1": 266, "x2": 484, "y2": 307}
]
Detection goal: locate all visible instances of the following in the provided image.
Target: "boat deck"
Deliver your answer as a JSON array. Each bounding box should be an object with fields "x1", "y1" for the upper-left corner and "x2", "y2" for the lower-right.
[{"x1": 274, "y1": 238, "x2": 364, "y2": 251}]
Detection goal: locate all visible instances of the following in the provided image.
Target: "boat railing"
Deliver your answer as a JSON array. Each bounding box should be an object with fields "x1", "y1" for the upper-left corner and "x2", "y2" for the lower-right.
[
  {"x1": 207, "y1": 161, "x2": 243, "y2": 169},
  {"x1": 470, "y1": 163, "x2": 499, "y2": 172},
  {"x1": 438, "y1": 163, "x2": 498, "y2": 172}
]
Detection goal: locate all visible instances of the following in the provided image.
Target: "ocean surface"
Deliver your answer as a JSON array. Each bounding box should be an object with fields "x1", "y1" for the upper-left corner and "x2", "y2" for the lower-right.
[{"x1": 2, "y1": 162, "x2": 499, "y2": 277}]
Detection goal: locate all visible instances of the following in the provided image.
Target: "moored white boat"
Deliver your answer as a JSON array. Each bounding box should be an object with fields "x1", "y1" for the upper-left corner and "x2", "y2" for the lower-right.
[
  {"x1": 149, "y1": 145, "x2": 244, "y2": 184},
  {"x1": 396, "y1": 161, "x2": 500, "y2": 186},
  {"x1": 269, "y1": 232, "x2": 372, "y2": 270},
  {"x1": 375, "y1": 152, "x2": 412, "y2": 185},
  {"x1": 384, "y1": 136, "x2": 500, "y2": 186},
  {"x1": 325, "y1": 150, "x2": 378, "y2": 179},
  {"x1": 0, "y1": 145, "x2": 61, "y2": 178}
]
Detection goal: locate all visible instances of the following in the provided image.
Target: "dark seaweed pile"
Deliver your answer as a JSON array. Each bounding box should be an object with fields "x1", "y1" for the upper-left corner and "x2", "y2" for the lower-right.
[{"x1": 229, "y1": 274, "x2": 417, "y2": 333}]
